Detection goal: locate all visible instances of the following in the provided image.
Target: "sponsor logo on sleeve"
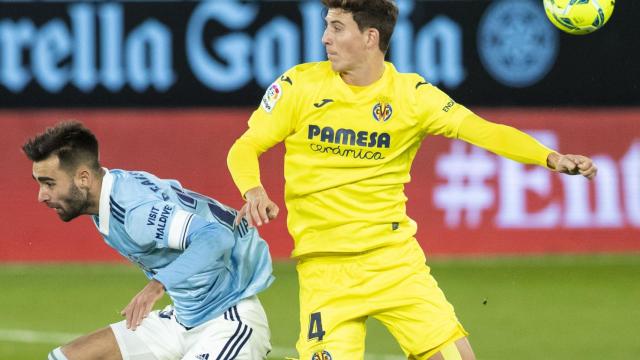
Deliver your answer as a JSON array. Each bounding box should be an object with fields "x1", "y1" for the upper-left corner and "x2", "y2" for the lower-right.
[
  {"x1": 442, "y1": 99, "x2": 456, "y2": 112},
  {"x1": 146, "y1": 204, "x2": 173, "y2": 240},
  {"x1": 260, "y1": 82, "x2": 282, "y2": 113}
]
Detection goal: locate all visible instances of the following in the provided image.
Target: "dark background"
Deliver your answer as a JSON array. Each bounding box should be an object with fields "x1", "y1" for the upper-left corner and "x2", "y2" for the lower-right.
[{"x1": 0, "y1": 0, "x2": 638, "y2": 107}]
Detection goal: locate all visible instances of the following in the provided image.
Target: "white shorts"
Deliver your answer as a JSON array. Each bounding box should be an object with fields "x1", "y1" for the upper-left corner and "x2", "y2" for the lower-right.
[{"x1": 110, "y1": 296, "x2": 271, "y2": 360}]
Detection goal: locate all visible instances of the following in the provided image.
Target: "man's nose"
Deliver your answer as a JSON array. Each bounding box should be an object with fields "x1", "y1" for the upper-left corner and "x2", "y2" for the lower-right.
[
  {"x1": 322, "y1": 29, "x2": 331, "y2": 46},
  {"x1": 38, "y1": 187, "x2": 50, "y2": 203}
]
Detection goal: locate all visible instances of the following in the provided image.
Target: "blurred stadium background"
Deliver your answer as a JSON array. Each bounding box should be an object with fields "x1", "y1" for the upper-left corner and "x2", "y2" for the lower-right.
[{"x1": 1, "y1": 0, "x2": 638, "y2": 359}]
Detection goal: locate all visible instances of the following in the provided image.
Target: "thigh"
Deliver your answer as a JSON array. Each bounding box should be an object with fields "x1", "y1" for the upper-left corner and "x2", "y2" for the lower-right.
[
  {"x1": 296, "y1": 258, "x2": 368, "y2": 360},
  {"x1": 60, "y1": 327, "x2": 123, "y2": 360},
  {"x1": 184, "y1": 296, "x2": 271, "y2": 360},
  {"x1": 296, "y1": 315, "x2": 366, "y2": 360},
  {"x1": 370, "y1": 240, "x2": 468, "y2": 357},
  {"x1": 111, "y1": 306, "x2": 185, "y2": 360}
]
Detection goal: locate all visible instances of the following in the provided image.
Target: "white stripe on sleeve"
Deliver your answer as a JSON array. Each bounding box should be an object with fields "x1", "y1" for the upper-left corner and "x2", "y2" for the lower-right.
[{"x1": 168, "y1": 210, "x2": 193, "y2": 250}]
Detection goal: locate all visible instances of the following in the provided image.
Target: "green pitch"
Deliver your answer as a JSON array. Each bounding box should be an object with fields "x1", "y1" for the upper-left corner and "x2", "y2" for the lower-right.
[{"x1": 1, "y1": 254, "x2": 639, "y2": 359}]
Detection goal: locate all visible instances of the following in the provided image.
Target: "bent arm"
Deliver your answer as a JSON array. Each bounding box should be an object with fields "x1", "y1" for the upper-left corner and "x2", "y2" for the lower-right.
[
  {"x1": 227, "y1": 137, "x2": 280, "y2": 226},
  {"x1": 121, "y1": 214, "x2": 233, "y2": 330},
  {"x1": 154, "y1": 217, "x2": 234, "y2": 290},
  {"x1": 227, "y1": 71, "x2": 297, "y2": 197},
  {"x1": 227, "y1": 135, "x2": 267, "y2": 198},
  {"x1": 227, "y1": 71, "x2": 298, "y2": 225}
]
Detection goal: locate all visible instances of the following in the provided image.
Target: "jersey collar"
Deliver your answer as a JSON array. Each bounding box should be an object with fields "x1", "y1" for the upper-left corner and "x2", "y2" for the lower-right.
[
  {"x1": 335, "y1": 62, "x2": 393, "y2": 98},
  {"x1": 97, "y1": 168, "x2": 114, "y2": 236}
]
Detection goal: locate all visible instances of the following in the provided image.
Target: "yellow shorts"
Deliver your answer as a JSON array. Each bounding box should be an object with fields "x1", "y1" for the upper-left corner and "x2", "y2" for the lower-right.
[{"x1": 296, "y1": 239, "x2": 468, "y2": 360}]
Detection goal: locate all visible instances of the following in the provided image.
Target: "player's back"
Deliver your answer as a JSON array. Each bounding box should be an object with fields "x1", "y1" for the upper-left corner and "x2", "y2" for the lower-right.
[{"x1": 95, "y1": 169, "x2": 273, "y2": 327}]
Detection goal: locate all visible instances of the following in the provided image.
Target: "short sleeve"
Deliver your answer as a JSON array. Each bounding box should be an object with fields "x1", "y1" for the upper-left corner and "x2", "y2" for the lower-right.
[{"x1": 125, "y1": 201, "x2": 195, "y2": 251}]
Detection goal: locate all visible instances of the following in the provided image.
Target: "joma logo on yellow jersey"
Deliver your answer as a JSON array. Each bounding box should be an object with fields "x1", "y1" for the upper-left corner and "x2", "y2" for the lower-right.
[{"x1": 308, "y1": 124, "x2": 391, "y2": 148}]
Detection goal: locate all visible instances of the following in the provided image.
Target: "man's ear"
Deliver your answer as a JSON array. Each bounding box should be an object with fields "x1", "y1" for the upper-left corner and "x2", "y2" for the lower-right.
[
  {"x1": 75, "y1": 166, "x2": 92, "y2": 189},
  {"x1": 365, "y1": 28, "x2": 380, "y2": 50}
]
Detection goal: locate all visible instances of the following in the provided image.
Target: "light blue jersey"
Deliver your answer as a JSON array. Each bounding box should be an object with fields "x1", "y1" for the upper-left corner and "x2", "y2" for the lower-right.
[{"x1": 92, "y1": 169, "x2": 274, "y2": 328}]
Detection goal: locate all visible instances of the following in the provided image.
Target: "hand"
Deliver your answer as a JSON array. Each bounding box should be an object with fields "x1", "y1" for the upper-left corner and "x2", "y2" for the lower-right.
[
  {"x1": 548, "y1": 153, "x2": 597, "y2": 180},
  {"x1": 120, "y1": 279, "x2": 165, "y2": 330},
  {"x1": 235, "y1": 186, "x2": 279, "y2": 227}
]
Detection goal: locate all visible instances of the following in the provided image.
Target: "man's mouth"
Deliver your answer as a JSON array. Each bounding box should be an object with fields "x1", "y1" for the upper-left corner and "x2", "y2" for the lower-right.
[{"x1": 47, "y1": 204, "x2": 62, "y2": 213}]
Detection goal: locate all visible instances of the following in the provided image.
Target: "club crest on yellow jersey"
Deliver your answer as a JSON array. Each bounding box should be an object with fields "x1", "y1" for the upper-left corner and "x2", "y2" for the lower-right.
[
  {"x1": 372, "y1": 101, "x2": 393, "y2": 122},
  {"x1": 311, "y1": 350, "x2": 332, "y2": 360}
]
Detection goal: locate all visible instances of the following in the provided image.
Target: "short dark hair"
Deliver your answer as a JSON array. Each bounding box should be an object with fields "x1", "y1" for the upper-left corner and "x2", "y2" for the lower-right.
[
  {"x1": 22, "y1": 121, "x2": 100, "y2": 173},
  {"x1": 322, "y1": 0, "x2": 398, "y2": 52}
]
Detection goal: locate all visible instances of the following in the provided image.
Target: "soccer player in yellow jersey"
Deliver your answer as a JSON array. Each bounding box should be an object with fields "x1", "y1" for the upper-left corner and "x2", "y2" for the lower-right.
[{"x1": 227, "y1": 0, "x2": 598, "y2": 359}]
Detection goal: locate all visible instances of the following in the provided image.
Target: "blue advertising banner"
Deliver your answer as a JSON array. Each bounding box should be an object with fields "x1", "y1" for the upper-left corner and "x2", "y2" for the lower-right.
[{"x1": 0, "y1": 0, "x2": 637, "y2": 107}]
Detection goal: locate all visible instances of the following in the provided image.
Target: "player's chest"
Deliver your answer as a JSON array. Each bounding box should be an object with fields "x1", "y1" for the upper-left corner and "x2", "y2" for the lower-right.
[
  {"x1": 104, "y1": 228, "x2": 155, "y2": 258},
  {"x1": 294, "y1": 96, "x2": 421, "y2": 149}
]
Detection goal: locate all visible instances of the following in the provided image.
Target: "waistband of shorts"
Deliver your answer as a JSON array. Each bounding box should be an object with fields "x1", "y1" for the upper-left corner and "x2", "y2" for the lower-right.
[
  {"x1": 296, "y1": 237, "x2": 417, "y2": 264},
  {"x1": 175, "y1": 295, "x2": 260, "y2": 331}
]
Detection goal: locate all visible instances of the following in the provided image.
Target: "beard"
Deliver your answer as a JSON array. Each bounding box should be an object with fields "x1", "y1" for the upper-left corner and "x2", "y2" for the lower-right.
[{"x1": 57, "y1": 182, "x2": 90, "y2": 222}]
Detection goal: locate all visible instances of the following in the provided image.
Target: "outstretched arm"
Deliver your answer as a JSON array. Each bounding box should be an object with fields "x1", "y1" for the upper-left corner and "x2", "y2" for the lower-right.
[{"x1": 457, "y1": 114, "x2": 597, "y2": 180}]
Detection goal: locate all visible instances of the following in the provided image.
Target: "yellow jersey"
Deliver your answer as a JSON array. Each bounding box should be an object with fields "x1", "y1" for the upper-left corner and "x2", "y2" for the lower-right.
[{"x1": 228, "y1": 61, "x2": 553, "y2": 257}]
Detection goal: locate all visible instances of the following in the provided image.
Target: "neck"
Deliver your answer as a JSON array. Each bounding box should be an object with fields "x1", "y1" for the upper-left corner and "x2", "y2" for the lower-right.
[
  {"x1": 340, "y1": 55, "x2": 386, "y2": 86},
  {"x1": 86, "y1": 168, "x2": 106, "y2": 216}
]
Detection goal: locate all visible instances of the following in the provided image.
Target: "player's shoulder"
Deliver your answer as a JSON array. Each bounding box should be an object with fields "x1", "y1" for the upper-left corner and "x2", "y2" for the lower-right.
[
  {"x1": 387, "y1": 63, "x2": 434, "y2": 92},
  {"x1": 109, "y1": 169, "x2": 166, "y2": 209},
  {"x1": 286, "y1": 61, "x2": 332, "y2": 77},
  {"x1": 279, "y1": 61, "x2": 333, "y2": 87},
  {"x1": 111, "y1": 169, "x2": 151, "y2": 188},
  {"x1": 259, "y1": 62, "x2": 331, "y2": 113}
]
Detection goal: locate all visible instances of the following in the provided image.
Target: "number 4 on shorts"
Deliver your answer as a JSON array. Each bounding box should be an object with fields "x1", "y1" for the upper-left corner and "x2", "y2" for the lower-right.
[{"x1": 308, "y1": 312, "x2": 326, "y2": 341}]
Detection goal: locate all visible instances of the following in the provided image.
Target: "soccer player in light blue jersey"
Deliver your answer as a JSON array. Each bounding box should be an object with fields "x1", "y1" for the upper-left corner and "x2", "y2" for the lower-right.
[{"x1": 23, "y1": 121, "x2": 274, "y2": 360}]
